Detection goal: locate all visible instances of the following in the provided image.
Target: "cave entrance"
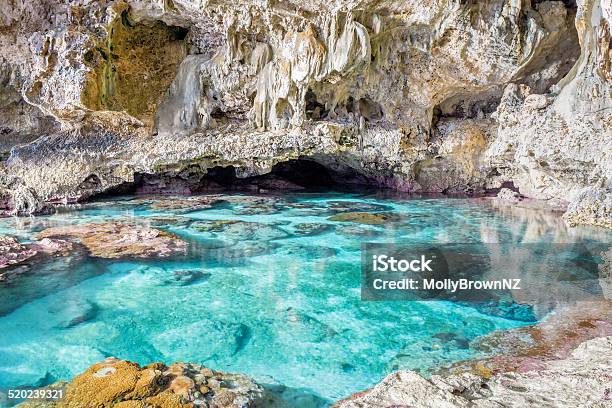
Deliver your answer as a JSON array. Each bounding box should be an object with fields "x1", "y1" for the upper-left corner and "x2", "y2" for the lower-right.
[
  {"x1": 93, "y1": 158, "x2": 370, "y2": 199},
  {"x1": 199, "y1": 159, "x2": 335, "y2": 192}
]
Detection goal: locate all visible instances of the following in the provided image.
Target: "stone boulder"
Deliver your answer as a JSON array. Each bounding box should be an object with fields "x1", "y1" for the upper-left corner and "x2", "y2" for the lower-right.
[{"x1": 0, "y1": 235, "x2": 75, "y2": 282}]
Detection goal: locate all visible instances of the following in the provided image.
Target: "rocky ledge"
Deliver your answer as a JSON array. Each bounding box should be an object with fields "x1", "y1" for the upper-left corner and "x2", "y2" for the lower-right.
[
  {"x1": 337, "y1": 301, "x2": 612, "y2": 408},
  {"x1": 38, "y1": 222, "x2": 187, "y2": 259},
  {"x1": 1, "y1": 222, "x2": 186, "y2": 281},
  {"x1": 0, "y1": 0, "x2": 610, "y2": 227},
  {"x1": 335, "y1": 336, "x2": 612, "y2": 408},
  {"x1": 16, "y1": 358, "x2": 264, "y2": 408},
  {"x1": 0, "y1": 234, "x2": 74, "y2": 282}
]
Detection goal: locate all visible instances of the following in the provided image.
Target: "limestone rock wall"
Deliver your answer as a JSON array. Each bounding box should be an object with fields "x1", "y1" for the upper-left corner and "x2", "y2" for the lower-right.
[{"x1": 0, "y1": 0, "x2": 609, "y2": 227}]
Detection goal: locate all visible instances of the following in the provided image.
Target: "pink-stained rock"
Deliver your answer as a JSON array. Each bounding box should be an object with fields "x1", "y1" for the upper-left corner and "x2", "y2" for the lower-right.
[
  {"x1": 0, "y1": 235, "x2": 37, "y2": 269},
  {"x1": 31, "y1": 237, "x2": 75, "y2": 256},
  {"x1": 38, "y1": 222, "x2": 187, "y2": 259},
  {"x1": 337, "y1": 300, "x2": 612, "y2": 408},
  {"x1": 447, "y1": 300, "x2": 612, "y2": 377}
]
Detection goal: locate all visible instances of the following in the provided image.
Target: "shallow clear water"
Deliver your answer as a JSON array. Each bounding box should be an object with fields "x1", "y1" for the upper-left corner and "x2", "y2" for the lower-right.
[{"x1": 0, "y1": 192, "x2": 610, "y2": 407}]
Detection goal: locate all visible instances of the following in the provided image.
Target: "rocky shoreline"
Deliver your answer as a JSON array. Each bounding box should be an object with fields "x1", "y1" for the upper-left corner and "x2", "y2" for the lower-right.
[
  {"x1": 12, "y1": 302, "x2": 612, "y2": 408},
  {"x1": 335, "y1": 336, "x2": 612, "y2": 408},
  {"x1": 335, "y1": 299, "x2": 612, "y2": 407}
]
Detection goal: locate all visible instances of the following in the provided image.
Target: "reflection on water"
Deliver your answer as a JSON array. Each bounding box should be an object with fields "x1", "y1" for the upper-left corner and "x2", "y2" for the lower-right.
[{"x1": 0, "y1": 192, "x2": 609, "y2": 407}]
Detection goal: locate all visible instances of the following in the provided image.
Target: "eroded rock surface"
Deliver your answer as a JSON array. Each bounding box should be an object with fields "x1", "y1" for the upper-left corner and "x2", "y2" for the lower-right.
[
  {"x1": 16, "y1": 357, "x2": 264, "y2": 408},
  {"x1": 336, "y1": 336, "x2": 612, "y2": 408},
  {"x1": 564, "y1": 187, "x2": 612, "y2": 229},
  {"x1": 336, "y1": 299, "x2": 612, "y2": 407},
  {"x1": 0, "y1": 0, "x2": 609, "y2": 227},
  {"x1": 38, "y1": 222, "x2": 187, "y2": 259}
]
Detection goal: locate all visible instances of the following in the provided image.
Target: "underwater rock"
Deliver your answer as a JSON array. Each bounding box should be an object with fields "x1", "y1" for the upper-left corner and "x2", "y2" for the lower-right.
[
  {"x1": 335, "y1": 225, "x2": 385, "y2": 238},
  {"x1": 327, "y1": 201, "x2": 393, "y2": 214},
  {"x1": 147, "y1": 216, "x2": 192, "y2": 228},
  {"x1": 277, "y1": 244, "x2": 338, "y2": 259},
  {"x1": 52, "y1": 299, "x2": 99, "y2": 329},
  {"x1": 163, "y1": 269, "x2": 211, "y2": 286},
  {"x1": 16, "y1": 357, "x2": 263, "y2": 408},
  {"x1": 37, "y1": 222, "x2": 187, "y2": 259},
  {"x1": 191, "y1": 220, "x2": 288, "y2": 242},
  {"x1": 284, "y1": 308, "x2": 338, "y2": 342},
  {"x1": 189, "y1": 220, "x2": 240, "y2": 233},
  {"x1": 328, "y1": 212, "x2": 399, "y2": 225},
  {"x1": 292, "y1": 223, "x2": 334, "y2": 236},
  {"x1": 336, "y1": 336, "x2": 612, "y2": 408},
  {"x1": 153, "y1": 319, "x2": 252, "y2": 362},
  {"x1": 147, "y1": 195, "x2": 226, "y2": 212}
]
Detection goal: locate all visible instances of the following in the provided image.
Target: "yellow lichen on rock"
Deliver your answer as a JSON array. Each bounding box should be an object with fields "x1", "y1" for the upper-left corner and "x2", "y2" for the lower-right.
[
  {"x1": 17, "y1": 358, "x2": 263, "y2": 408},
  {"x1": 61, "y1": 359, "x2": 141, "y2": 407}
]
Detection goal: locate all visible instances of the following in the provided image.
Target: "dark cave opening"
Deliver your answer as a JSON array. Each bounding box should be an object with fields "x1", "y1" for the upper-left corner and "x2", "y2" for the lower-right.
[
  {"x1": 199, "y1": 159, "x2": 336, "y2": 192},
  {"x1": 98, "y1": 159, "x2": 351, "y2": 198},
  {"x1": 532, "y1": 0, "x2": 576, "y2": 9},
  {"x1": 305, "y1": 89, "x2": 328, "y2": 120},
  {"x1": 269, "y1": 159, "x2": 335, "y2": 187}
]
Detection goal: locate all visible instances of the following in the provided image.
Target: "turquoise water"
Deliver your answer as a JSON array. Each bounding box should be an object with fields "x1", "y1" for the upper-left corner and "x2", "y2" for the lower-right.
[{"x1": 0, "y1": 193, "x2": 609, "y2": 406}]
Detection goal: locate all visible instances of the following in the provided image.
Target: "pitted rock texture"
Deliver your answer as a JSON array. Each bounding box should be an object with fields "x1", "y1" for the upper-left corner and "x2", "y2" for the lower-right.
[
  {"x1": 564, "y1": 187, "x2": 612, "y2": 228},
  {"x1": 0, "y1": 0, "x2": 610, "y2": 227},
  {"x1": 15, "y1": 357, "x2": 264, "y2": 408}
]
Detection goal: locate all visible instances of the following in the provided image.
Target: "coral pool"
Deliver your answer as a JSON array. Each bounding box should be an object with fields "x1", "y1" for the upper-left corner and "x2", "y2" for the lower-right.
[{"x1": 0, "y1": 193, "x2": 609, "y2": 407}]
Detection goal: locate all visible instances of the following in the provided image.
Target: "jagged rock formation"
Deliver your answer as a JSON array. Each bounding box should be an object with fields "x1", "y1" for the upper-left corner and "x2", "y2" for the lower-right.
[{"x1": 0, "y1": 0, "x2": 610, "y2": 226}]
